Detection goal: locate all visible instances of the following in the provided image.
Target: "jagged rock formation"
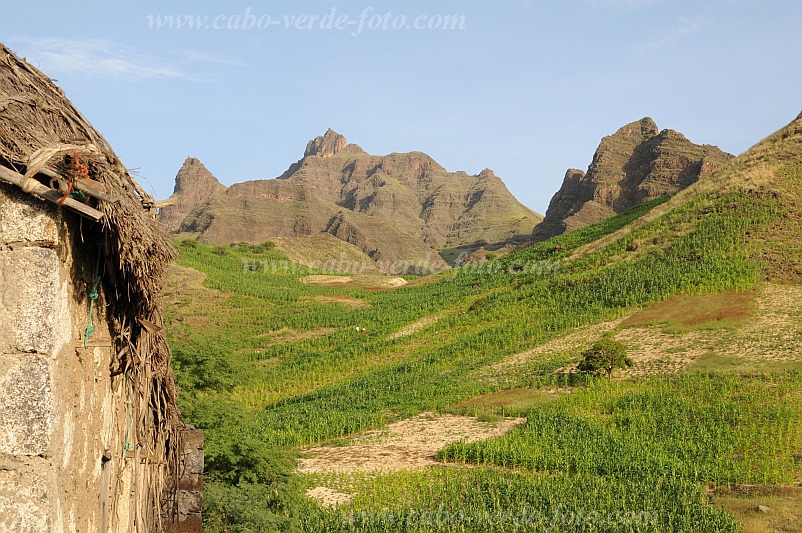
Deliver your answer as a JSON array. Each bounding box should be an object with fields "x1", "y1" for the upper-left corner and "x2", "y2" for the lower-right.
[
  {"x1": 305, "y1": 128, "x2": 350, "y2": 157},
  {"x1": 533, "y1": 118, "x2": 734, "y2": 241},
  {"x1": 160, "y1": 130, "x2": 542, "y2": 271},
  {"x1": 158, "y1": 158, "x2": 227, "y2": 233}
]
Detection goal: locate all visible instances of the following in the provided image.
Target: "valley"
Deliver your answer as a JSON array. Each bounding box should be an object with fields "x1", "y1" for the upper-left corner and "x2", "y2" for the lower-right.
[{"x1": 164, "y1": 113, "x2": 802, "y2": 532}]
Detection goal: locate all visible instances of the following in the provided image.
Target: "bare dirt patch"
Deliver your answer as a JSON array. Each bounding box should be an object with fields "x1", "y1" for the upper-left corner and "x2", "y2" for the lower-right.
[
  {"x1": 301, "y1": 274, "x2": 408, "y2": 290},
  {"x1": 298, "y1": 412, "x2": 525, "y2": 475},
  {"x1": 618, "y1": 284, "x2": 802, "y2": 374},
  {"x1": 311, "y1": 294, "x2": 369, "y2": 309},
  {"x1": 305, "y1": 486, "x2": 353, "y2": 507},
  {"x1": 348, "y1": 276, "x2": 409, "y2": 290},
  {"x1": 714, "y1": 484, "x2": 802, "y2": 533},
  {"x1": 301, "y1": 274, "x2": 353, "y2": 285},
  {"x1": 614, "y1": 327, "x2": 717, "y2": 376},
  {"x1": 714, "y1": 283, "x2": 802, "y2": 363}
]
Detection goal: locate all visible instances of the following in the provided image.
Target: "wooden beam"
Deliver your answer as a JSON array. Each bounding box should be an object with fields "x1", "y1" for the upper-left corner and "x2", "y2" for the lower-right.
[
  {"x1": 39, "y1": 167, "x2": 120, "y2": 204},
  {"x1": 0, "y1": 165, "x2": 104, "y2": 221},
  {"x1": 153, "y1": 198, "x2": 176, "y2": 208}
]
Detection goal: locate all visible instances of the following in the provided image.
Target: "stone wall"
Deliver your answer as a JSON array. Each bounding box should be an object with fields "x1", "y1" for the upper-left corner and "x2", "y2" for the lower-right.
[
  {"x1": 0, "y1": 183, "x2": 174, "y2": 532},
  {"x1": 168, "y1": 428, "x2": 204, "y2": 533}
]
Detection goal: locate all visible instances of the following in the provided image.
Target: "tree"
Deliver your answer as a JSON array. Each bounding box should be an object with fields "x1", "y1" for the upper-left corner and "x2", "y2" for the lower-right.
[{"x1": 577, "y1": 338, "x2": 633, "y2": 381}]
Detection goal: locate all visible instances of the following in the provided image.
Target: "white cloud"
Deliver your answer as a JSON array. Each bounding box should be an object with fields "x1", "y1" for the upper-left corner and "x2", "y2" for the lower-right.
[
  {"x1": 641, "y1": 15, "x2": 711, "y2": 51},
  {"x1": 10, "y1": 37, "x2": 215, "y2": 82},
  {"x1": 176, "y1": 49, "x2": 250, "y2": 68}
]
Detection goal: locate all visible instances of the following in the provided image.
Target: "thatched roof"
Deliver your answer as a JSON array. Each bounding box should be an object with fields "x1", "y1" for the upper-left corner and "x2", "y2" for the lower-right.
[
  {"x1": 0, "y1": 43, "x2": 181, "y2": 528},
  {"x1": 0, "y1": 42, "x2": 175, "y2": 305}
]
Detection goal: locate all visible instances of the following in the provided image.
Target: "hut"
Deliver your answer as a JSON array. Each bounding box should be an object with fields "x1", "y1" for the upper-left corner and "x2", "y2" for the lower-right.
[{"x1": 0, "y1": 44, "x2": 200, "y2": 531}]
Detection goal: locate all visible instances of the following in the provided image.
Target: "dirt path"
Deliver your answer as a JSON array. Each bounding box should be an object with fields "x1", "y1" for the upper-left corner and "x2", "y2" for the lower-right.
[{"x1": 389, "y1": 314, "x2": 444, "y2": 340}]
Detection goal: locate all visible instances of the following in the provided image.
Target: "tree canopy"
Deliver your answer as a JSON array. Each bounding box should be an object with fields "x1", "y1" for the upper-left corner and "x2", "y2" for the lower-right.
[{"x1": 577, "y1": 338, "x2": 633, "y2": 381}]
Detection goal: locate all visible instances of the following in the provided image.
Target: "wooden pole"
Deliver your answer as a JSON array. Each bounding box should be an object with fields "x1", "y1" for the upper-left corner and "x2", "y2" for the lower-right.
[
  {"x1": 39, "y1": 167, "x2": 119, "y2": 204},
  {"x1": 0, "y1": 164, "x2": 105, "y2": 221}
]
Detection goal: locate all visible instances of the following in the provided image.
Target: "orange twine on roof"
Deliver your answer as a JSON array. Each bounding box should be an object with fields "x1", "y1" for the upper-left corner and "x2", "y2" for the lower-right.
[{"x1": 57, "y1": 150, "x2": 89, "y2": 206}]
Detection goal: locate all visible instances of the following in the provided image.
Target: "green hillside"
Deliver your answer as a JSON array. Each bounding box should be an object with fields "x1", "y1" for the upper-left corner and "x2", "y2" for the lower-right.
[{"x1": 165, "y1": 115, "x2": 802, "y2": 532}]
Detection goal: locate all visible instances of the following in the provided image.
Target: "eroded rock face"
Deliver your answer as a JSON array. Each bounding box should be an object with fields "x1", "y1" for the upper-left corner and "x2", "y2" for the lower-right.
[
  {"x1": 158, "y1": 158, "x2": 227, "y2": 233},
  {"x1": 304, "y1": 128, "x2": 348, "y2": 158},
  {"x1": 533, "y1": 118, "x2": 734, "y2": 241},
  {"x1": 166, "y1": 130, "x2": 543, "y2": 269}
]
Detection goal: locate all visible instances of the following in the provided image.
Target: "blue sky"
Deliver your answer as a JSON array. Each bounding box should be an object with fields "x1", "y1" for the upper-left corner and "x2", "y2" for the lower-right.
[{"x1": 3, "y1": 0, "x2": 801, "y2": 212}]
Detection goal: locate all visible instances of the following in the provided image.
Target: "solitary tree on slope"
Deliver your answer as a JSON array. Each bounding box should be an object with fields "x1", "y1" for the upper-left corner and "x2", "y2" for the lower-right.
[{"x1": 577, "y1": 338, "x2": 633, "y2": 381}]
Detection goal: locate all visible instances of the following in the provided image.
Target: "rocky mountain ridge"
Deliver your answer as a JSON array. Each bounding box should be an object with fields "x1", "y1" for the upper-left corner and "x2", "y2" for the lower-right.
[
  {"x1": 533, "y1": 117, "x2": 734, "y2": 241},
  {"x1": 160, "y1": 130, "x2": 542, "y2": 271}
]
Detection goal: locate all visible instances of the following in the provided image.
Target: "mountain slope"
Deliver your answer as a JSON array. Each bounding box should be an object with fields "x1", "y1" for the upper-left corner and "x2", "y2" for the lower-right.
[
  {"x1": 160, "y1": 129, "x2": 542, "y2": 271},
  {"x1": 533, "y1": 117, "x2": 734, "y2": 241}
]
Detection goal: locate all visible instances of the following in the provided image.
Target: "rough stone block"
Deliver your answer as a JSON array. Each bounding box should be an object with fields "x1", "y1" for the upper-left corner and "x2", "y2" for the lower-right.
[
  {"x1": 182, "y1": 429, "x2": 204, "y2": 475},
  {"x1": 177, "y1": 473, "x2": 202, "y2": 493},
  {"x1": 0, "y1": 354, "x2": 52, "y2": 455},
  {"x1": 0, "y1": 247, "x2": 61, "y2": 354},
  {"x1": 177, "y1": 491, "x2": 202, "y2": 516},
  {"x1": 0, "y1": 462, "x2": 50, "y2": 532},
  {"x1": 0, "y1": 185, "x2": 59, "y2": 245}
]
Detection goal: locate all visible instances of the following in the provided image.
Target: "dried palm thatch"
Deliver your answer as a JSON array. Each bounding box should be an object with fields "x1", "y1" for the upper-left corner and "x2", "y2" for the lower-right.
[{"x1": 0, "y1": 43, "x2": 183, "y2": 529}]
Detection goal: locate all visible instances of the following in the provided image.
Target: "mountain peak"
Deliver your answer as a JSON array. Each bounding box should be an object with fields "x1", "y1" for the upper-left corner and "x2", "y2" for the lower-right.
[
  {"x1": 173, "y1": 157, "x2": 224, "y2": 194},
  {"x1": 305, "y1": 129, "x2": 348, "y2": 158},
  {"x1": 612, "y1": 117, "x2": 659, "y2": 141},
  {"x1": 533, "y1": 118, "x2": 734, "y2": 241},
  {"x1": 159, "y1": 157, "x2": 227, "y2": 232}
]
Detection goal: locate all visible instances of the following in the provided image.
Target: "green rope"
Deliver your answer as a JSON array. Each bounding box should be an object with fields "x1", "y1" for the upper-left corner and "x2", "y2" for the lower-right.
[
  {"x1": 83, "y1": 248, "x2": 102, "y2": 349},
  {"x1": 69, "y1": 190, "x2": 88, "y2": 201},
  {"x1": 124, "y1": 384, "x2": 133, "y2": 454}
]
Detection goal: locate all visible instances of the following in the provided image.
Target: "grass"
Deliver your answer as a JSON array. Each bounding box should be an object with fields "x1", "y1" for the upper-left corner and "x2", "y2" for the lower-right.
[
  {"x1": 300, "y1": 467, "x2": 740, "y2": 532},
  {"x1": 451, "y1": 387, "x2": 566, "y2": 418},
  {"x1": 620, "y1": 290, "x2": 756, "y2": 333},
  {"x1": 714, "y1": 485, "x2": 802, "y2": 533}
]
